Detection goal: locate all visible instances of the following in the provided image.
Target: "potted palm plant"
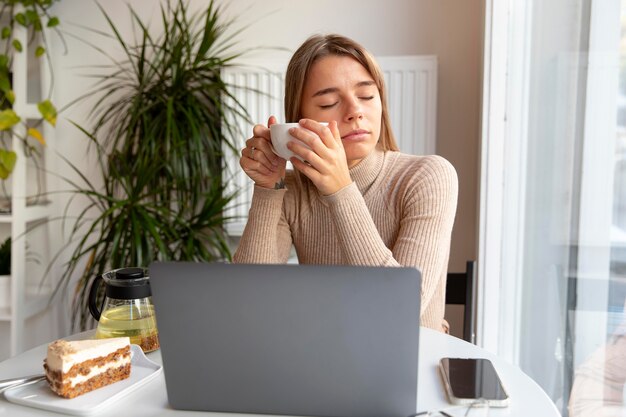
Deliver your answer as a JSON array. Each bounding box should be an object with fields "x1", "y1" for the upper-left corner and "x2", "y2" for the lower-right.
[{"x1": 54, "y1": 0, "x2": 251, "y2": 330}]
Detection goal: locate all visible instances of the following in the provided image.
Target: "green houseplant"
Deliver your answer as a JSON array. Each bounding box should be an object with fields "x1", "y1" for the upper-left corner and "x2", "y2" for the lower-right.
[{"x1": 55, "y1": 0, "x2": 251, "y2": 330}]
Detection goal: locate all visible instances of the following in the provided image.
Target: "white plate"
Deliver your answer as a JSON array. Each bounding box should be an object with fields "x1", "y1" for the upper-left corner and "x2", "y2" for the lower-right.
[{"x1": 4, "y1": 344, "x2": 162, "y2": 416}]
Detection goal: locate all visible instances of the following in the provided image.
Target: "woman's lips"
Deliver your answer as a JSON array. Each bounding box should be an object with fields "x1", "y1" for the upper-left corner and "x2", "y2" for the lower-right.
[{"x1": 341, "y1": 129, "x2": 369, "y2": 141}]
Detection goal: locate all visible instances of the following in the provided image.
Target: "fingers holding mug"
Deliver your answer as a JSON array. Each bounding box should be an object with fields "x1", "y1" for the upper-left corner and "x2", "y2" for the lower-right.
[
  {"x1": 240, "y1": 145, "x2": 274, "y2": 177},
  {"x1": 244, "y1": 138, "x2": 281, "y2": 169},
  {"x1": 247, "y1": 145, "x2": 257, "y2": 160},
  {"x1": 238, "y1": 116, "x2": 287, "y2": 189}
]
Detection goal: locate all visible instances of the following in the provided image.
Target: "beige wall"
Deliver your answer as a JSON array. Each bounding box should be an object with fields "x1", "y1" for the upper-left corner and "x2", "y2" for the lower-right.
[{"x1": 415, "y1": 1, "x2": 484, "y2": 271}]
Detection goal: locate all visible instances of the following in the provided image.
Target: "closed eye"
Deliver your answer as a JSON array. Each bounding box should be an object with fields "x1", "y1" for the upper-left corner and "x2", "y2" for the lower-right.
[
  {"x1": 360, "y1": 96, "x2": 374, "y2": 100},
  {"x1": 320, "y1": 102, "x2": 338, "y2": 109}
]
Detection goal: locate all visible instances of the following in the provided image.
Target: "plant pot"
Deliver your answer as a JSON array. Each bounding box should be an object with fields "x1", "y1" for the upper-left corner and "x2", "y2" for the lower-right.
[{"x1": 0, "y1": 275, "x2": 9, "y2": 308}]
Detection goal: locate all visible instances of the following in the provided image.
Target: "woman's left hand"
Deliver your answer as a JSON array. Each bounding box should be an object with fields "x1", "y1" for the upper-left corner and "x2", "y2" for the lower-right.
[{"x1": 288, "y1": 119, "x2": 352, "y2": 195}]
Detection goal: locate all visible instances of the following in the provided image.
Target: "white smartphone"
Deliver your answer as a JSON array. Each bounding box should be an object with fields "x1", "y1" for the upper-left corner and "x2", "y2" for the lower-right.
[{"x1": 439, "y1": 357, "x2": 510, "y2": 407}]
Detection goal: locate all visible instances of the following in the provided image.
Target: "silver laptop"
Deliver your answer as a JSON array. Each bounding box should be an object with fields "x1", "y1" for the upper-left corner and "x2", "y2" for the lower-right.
[{"x1": 149, "y1": 262, "x2": 421, "y2": 417}]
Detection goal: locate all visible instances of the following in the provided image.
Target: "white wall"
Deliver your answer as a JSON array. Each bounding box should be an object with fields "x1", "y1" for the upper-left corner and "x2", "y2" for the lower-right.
[{"x1": 47, "y1": 0, "x2": 483, "y2": 335}]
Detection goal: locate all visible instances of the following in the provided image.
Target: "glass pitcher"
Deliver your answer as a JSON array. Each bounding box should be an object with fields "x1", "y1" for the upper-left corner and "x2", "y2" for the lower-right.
[{"x1": 88, "y1": 267, "x2": 160, "y2": 352}]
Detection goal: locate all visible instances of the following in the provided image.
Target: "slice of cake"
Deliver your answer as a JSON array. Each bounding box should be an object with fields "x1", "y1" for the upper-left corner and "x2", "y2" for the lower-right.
[{"x1": 43, "y1": 337, "x2": 131, "y2": 398}]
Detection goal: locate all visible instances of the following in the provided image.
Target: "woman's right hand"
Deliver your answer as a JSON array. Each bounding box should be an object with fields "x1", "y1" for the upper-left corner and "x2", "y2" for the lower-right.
[{"x1": 239, "y1": 116, "x2": 287, "y2": 189}]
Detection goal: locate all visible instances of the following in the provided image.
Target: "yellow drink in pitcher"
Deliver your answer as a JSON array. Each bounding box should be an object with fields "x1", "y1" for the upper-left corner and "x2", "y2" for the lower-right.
[{"x1": 95, "y1": 304, "x2": 160, "y2": 352}]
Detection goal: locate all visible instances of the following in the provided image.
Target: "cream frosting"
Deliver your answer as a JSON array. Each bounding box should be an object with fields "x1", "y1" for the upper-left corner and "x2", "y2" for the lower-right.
[
  {"x1": 46, "y1": 337, "x2": 130, "y2": 373},
  {"x1": 65, "y1": 356, "x2": 128, "y2": 387}
]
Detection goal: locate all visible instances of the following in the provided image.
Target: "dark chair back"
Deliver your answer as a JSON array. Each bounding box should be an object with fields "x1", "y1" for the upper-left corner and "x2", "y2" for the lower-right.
[{"x1": 445, "y1": 260, "x2": 477, "y2": 343}]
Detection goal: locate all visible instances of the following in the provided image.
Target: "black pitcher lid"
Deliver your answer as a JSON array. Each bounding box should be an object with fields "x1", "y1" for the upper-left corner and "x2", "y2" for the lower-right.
[{"x1": 116, "y1": 267, "x2": 145, "y2": 279}]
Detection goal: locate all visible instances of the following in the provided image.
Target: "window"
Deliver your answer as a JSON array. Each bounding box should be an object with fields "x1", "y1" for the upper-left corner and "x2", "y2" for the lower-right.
[{"x1": 481, "y1": 1, "x2": 626, "y2": 415}]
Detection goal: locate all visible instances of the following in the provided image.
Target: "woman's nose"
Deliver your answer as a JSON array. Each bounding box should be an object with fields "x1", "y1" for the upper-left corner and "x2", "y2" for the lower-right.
[
  {"x1": 346, "y1": 112, "x2": 363, "y2": 121},
  {"x1": 344, "y1": 100, "x2": 363, "y2": 122}
]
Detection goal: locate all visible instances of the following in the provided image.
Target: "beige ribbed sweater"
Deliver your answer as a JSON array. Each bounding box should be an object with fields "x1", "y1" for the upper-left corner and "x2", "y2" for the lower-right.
[{"x1": 233, "y1": 148, "x2": 458, "y2": 330}]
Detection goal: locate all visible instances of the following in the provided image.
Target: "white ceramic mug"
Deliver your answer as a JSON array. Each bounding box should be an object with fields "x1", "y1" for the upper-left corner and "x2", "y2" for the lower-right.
[{"x1": 269, "y1": 122, "x2": 328, "y2": 160}]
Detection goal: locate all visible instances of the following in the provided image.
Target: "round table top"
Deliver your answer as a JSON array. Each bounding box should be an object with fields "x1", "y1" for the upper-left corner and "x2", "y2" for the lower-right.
[{"x1": 0, "y1": 328, "x2": 560, "y2": 417}]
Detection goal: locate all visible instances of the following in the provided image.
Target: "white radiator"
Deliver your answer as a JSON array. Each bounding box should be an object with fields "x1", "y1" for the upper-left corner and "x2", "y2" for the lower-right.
[{"x1": 222, "y1": 55, "x2": 437, "y2": 235}]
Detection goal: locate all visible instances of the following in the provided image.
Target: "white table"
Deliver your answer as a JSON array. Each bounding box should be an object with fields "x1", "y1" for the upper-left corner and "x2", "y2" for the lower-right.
[{"x1": 0, "y1": 328, "x2": 560, "y2": 417}]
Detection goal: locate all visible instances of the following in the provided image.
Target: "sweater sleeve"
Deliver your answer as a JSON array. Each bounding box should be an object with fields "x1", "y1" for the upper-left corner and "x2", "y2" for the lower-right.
[
  {"x1": 321, "y1": 155, "x2": 458, "y2": 319},
  {"x1": 393, "y1": 156, "x2": 458, "y2": 317},
  {"x1": 233, "y1": 185, "x2": 293, "y2": 264},
  {"x1": 322, "y1": 182, "x2": 399, "y2": 265}
]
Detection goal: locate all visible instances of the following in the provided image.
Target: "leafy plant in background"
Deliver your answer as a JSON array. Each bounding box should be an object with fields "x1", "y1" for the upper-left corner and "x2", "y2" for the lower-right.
[
  {"x1": 0, "y1": 0, "x2": 61, "y2": 179},
  {"x1": 54, "y1": 0, "x2": 251, "y2": 330}
]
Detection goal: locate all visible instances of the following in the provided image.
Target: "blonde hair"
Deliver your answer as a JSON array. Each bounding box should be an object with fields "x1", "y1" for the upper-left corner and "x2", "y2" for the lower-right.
[{"x1": 284, "y1": 34, "x2": 399, "y2": 152}]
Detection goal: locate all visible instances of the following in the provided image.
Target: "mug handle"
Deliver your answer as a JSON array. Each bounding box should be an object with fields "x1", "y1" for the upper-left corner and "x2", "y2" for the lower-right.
[{"x1": 88, "y1": 275, "x2": 104, "y2": 321}]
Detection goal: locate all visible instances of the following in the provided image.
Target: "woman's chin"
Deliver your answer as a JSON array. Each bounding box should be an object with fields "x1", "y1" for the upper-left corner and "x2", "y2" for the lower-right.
[
  {"x1": 345, "y1": 153, "x2": 373, "y2": 168},
  {"x1": 345, "y1": 146, "x2": 375, "y2": 165}
]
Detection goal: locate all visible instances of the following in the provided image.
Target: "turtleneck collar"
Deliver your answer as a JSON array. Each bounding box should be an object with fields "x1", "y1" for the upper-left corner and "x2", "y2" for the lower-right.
[{"x1": 348, "y1": 147, "x2": 385, "y2": 195}]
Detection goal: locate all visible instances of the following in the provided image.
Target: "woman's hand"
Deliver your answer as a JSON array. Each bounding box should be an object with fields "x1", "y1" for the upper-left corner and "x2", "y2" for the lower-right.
[
  {"x1": 240, "y1": 116, "x2": 287, "y2": 189},
  {"x1": 288, "y1": 119, "x2": 352, "y2": 195}
]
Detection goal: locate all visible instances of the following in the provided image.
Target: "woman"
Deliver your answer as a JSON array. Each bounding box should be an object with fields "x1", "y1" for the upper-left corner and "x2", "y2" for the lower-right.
[{"x1": 234, "y1": 34, "x2": 458, "y2": 331}]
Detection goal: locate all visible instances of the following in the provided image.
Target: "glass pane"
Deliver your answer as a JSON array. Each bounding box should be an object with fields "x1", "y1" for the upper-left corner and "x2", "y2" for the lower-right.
[
  {"x1": 515, "y1": 3, "x2": 586, "y2": 415},
  {"x1": 567, "y1": 4, "x2": 626, "y2": 416},
  {"x1": 510, "y1": 1, "x2": 626, "y2": 417},
  {"x1": 26, "y1": 27, "x2": 42, "y2": 104}
]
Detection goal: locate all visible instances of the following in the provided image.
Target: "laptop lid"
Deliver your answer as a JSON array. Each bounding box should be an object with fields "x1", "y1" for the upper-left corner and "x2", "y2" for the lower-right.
[{"x1": 149, "y1": 262, "x2": 421, "y2": 417}]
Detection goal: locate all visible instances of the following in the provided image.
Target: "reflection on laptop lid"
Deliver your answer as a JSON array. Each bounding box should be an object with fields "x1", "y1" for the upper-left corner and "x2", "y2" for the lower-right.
[{"x1": 150, "y1": 262, "x2": 421, "y2": 417}]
